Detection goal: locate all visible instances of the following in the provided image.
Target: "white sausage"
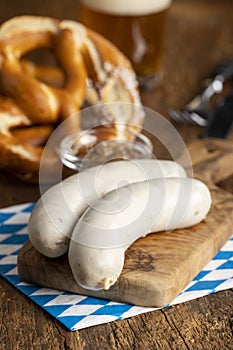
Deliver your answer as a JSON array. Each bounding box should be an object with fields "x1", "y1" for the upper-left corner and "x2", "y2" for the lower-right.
[
  {"x1": 69, "y1": 177, "x2": 211, "y2": 291},
  {"x1": 28, "y1": 159, "x2": 187, "y2": 257}
]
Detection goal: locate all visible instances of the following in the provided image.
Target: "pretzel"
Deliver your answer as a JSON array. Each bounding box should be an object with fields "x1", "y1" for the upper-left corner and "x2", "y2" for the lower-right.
[
  {"x1": 21, "y1": 60, "x2": 65, "y2": 88},
  {"x1": 0, "y1": 16, "x2": 143, "y2": 182}
]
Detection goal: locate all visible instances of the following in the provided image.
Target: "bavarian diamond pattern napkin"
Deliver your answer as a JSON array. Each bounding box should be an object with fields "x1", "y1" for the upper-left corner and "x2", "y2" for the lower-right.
[{"x1": 0, "y1": 203, "x2": 232, "y2": 331}]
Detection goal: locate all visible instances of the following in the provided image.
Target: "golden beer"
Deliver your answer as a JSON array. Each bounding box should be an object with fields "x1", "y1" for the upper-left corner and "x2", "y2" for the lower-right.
[{"x1": 79, "y1": 0, "x2": 171, "y2": 88}]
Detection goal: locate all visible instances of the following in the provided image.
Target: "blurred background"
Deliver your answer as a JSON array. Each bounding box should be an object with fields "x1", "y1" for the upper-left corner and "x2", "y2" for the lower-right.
[{"x1": 0, "y1": 0, "x2": 233, "y2": 145}]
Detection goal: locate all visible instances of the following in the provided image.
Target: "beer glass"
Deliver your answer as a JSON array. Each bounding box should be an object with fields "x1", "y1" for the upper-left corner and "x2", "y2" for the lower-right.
[{"x1": 79, "y1": 0, "x2": 172, "y2": 89}]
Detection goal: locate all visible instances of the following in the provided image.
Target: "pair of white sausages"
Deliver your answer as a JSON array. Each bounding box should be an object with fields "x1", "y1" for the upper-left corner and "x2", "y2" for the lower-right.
[{"x1": 28, "y1": 159, "x2": 211, "y2": 291}]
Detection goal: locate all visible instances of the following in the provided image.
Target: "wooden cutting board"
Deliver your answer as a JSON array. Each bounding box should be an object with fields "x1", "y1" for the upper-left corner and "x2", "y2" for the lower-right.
[{"x1": 17, "y1": 138, "x2": 233, "y2": 307}]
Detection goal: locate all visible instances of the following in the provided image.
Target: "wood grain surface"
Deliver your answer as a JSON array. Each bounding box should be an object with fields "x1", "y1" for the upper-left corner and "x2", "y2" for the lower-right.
[
  {"x1": 1, "y1": 1, "x2": 233, "y2": 349},
  {"x1": 17, "y1": 139, "x2": 233, "y2": 307}
]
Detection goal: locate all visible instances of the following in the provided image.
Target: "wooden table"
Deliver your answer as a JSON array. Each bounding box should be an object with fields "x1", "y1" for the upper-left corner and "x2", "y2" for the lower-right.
[{"x1": 1, "y1": 1, "x2": 233, "y2": 349}]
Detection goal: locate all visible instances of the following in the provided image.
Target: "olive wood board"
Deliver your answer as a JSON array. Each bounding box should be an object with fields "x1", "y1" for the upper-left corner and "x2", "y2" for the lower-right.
[{"x1": 18, "y1": 139, "x2": 233, "y2": 307}]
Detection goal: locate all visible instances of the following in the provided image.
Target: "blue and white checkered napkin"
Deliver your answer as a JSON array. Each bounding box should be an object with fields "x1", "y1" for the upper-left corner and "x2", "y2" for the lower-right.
[{"x1": 0, "y1": 203, "x2": 233, "y2": 331}]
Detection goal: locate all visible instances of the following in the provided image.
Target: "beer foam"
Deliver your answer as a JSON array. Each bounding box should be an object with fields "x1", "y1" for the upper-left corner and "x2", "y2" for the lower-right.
[{"x1": 82, "y1": 0, "x2": 172, "y2": 16}]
